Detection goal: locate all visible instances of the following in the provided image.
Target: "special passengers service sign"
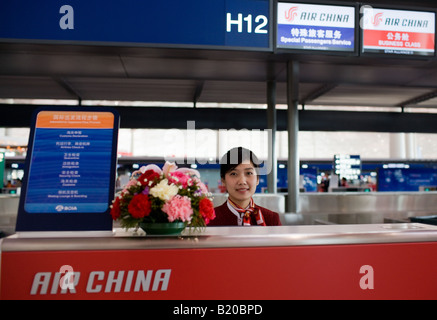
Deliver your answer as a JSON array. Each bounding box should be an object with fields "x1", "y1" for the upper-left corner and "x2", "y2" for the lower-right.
[{"x1": 276, "y1": 2, "x2": 356, "y2": 52}]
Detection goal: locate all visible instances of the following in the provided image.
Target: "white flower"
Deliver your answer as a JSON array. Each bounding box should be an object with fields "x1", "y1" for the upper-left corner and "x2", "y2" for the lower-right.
[{"x1": 149, "y1": 179, "x2": 178, "y2": 201}]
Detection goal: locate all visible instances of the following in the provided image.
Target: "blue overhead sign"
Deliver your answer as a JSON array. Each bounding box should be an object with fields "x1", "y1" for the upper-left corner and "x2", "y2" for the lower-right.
[{"x1": 0, "y1": 0, "x2": 270, "y2": 50}]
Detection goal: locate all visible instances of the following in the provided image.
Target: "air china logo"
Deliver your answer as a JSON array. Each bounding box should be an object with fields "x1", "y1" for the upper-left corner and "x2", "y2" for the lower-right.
[
  {"x1": 30, "y1": 266, "x2": 172, "y2": 296},
  {"x1": 285, "y1": 7, "x2": 298, "y2": 22},
  {"x1": 372, "y1": 12, "x2": 383, "y2": 26}
]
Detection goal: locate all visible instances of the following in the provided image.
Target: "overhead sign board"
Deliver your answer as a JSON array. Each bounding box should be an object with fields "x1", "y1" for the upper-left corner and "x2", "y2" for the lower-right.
[
  {"x1": 0, "y1": 0, "x2": 270, "y2": 50},
  {"x1": 16, "y1": 107, "x2": 119, "y2": 232},
  {"x1": 361, "y1": 7, "x2": 435, "y2": 56},
  {"x1": 276, "y1": 2, "x2": 356, "y2": 52}
]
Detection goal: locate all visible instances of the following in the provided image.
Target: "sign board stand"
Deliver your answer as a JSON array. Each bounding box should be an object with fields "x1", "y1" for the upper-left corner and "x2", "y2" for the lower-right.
[
  {"x1": 15, "y1": 107, "x2": 119, "y2": 234},
  {"x1": 0, "y1": 152, "x2": 4, "y2": 190}
]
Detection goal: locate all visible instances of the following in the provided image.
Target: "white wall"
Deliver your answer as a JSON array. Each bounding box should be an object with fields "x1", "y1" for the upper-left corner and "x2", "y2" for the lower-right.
[{"x1": 2, "y1": 128, "x2": 436, "y2": 161}]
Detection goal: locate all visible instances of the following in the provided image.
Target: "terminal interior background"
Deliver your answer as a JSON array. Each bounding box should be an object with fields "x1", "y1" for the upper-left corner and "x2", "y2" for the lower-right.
[
  {"x1": 2, "y1": 106, "x2": 437, "y2": 193},
  {"x1": 3, "y1": 102, "x2": 437, "y2": 231}
]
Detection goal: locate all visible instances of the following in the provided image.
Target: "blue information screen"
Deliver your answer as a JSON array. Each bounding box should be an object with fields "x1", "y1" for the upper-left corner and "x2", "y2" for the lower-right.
[
  {"x1": 0, "y1": 0, "x2": 270, "y2": 50},
  {"x1": 16, "y1": 108, "x2": 119, "y2": 232},
  {"x1": 378, "y1": 168, "x2": 437, "y2": 192},
  {"x1": 24, "y1": 111, "x2": 114, "y2": 214}
]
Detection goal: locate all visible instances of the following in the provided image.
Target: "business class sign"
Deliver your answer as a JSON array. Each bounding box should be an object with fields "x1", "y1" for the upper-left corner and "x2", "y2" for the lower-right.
[
  {"x1": 277, "y1": 2, "x2": 356, "y2": 52},
  {"x1": 361, "y1": 7, "x2": 435, "y2": 56}
]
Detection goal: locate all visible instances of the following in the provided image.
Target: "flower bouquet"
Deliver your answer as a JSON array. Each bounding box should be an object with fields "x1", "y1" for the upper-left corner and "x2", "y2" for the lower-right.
[{"x1": 110, "y1": 162, "x2": 215, "y2": 235}]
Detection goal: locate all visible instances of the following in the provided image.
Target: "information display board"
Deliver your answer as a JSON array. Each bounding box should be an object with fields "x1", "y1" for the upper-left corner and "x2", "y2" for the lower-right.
[
  {"x1": 378, "y1": 167, "x2": 437, "y2": 192},
  {"x1": 0, "y1": 0, "x2": 270, "y2": 50},
  {"x1": 334, "y1": 154, "x2": 361, "y2": 180},
  {"x1": 361, "y1": 6, "x2": 435, "y2": 56},
  {"x1": 15, "y1": 107, "x2": 119, "y2": 232},
  {"x1": 276, "y1": 2, "x2": 356, "y2": 52}
]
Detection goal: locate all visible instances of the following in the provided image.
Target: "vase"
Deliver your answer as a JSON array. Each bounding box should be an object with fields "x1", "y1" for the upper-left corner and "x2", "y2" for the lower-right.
[{"x1": 139, "y1": 222, "x2": 187, "y2": 236}]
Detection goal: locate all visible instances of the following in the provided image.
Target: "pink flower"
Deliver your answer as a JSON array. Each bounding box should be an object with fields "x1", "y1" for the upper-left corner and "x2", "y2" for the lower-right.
[
  {"x1": 191, "y1": 176, "x2": 209, "y2": 195},
  {"x1": 162, "y1": 162, "x2": 177, "y2": 178},
  {"x1": 177, "y1": 167, "x2": 200, "y2": 179},
  {"x1": 122, "y1": 178, "x2": 139, "y2": 193},
  {"x1": 162, "y1": 195, "x2": 193, "y2": 223},
  {"x1": 168, "y1": 171, "x2": 190, "y2": 188},
  {"x1": 197, "y1": 182, "x2": 209, "y2": 194}
]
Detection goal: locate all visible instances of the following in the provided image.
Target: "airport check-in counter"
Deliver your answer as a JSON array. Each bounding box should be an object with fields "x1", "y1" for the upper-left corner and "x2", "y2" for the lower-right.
[
  {"x1": 213, "y1": 192, "x2": 437, "y2": 225},
  {"x1": 3, "y1": 191, "x2": 437, "y2": 299},
  {"x1": 2, "y1": 223, "x2": 437, "y2": 300}
]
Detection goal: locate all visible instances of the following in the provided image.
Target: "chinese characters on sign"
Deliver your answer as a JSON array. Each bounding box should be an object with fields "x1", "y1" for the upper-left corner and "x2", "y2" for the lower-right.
[
  {"x1": 24, "y1": 111, "x2": 115, "y2": 214},
  {"x1": 277, "y1": 2, "x2": 355, "y2": 52},
  {"x1": 361, "y1": 7, "x2": 435, "y2": 56}
]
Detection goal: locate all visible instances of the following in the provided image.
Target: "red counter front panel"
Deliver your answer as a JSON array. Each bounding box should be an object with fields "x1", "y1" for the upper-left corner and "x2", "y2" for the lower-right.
[{"x1": 2, "y1": 242, "x2": 437, "y2": 300}]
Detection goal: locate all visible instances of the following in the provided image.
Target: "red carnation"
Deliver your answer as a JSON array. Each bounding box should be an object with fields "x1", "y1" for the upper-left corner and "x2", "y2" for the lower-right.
[
  {"x1": 128, "y1": 193, "x2": 152, "y2": 219},
  {"x1": 138, "y1": 170, "x2": 161, "y2": 187},
  {"x1": 199, "y1": 198, "x2": 215, "y2": 225},
  {"x1": 110, "y1": 197, "x2": 121, "y2": 220}
]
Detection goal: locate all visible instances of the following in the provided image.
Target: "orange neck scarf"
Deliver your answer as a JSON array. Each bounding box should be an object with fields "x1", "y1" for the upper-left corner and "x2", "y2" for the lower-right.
[{"x1": 227, "y1": 197, "x2": 266, "y2": 226}]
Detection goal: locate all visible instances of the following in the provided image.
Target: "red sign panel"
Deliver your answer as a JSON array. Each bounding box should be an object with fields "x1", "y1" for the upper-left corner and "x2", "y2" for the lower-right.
[
  {"x1": 2, "y1": 242, "x2": 437, "y2": 300},
  {"x1": 361, "y1": 7, "x2": 435, "y2": 56}
]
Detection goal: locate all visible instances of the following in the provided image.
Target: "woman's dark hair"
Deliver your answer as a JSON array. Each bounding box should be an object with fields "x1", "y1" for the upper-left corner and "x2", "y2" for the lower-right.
[{"x1": 219, "y1": 147, "x2": 261, "y2": 179}]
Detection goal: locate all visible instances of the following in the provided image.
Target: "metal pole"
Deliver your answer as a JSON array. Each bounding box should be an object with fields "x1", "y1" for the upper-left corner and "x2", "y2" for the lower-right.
[
  {"x1": 287, "y1": 61, "x2": 300, "y2": 213},
  {"x1": 267, "y1": 80, "x2": 277, "y2": 194}
]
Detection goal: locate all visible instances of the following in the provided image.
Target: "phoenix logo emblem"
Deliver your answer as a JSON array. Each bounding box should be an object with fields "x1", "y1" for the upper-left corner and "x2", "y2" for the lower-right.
[
  {"x1": 372, "y1": 12, "x2": 383, "y2": 26},
  {"x1": 285, "y1": 7, "x2": 298, "y2": 22}
]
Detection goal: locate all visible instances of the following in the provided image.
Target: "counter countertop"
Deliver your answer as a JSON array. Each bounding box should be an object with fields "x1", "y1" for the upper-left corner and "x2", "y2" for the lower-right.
[{"x1": 2, "y1": 223, "x2": 437, "y2": 252}]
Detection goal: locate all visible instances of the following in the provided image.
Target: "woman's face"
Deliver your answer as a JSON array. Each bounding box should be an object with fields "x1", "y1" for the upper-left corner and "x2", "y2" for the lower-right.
[{"x1": 222, "y1": 161, "x2": 259, "y2": 207}]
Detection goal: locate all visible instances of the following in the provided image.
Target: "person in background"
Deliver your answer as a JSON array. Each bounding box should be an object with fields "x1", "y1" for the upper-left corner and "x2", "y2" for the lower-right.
[
  {"x1": 208, "y1": 147, "x2": 281, "y2": 226},
  {"x1": 340, "y1": 177, "x2": 348, "y2": 187}
]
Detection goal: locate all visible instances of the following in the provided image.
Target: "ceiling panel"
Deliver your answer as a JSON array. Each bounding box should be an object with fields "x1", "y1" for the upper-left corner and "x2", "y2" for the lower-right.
[
  {"x1": 414, "y1": 97, "x2": 437, "y2": 108},
  {"x1": 66, "y1": 78, "x2": 199, "y2": 102},
  {"x1": 408, "y1": 70, "x2": 437, "y2": 88},
  {"x1": 0, "y1": 42, "x2": 437, "y2": 112},
  {"x1": 0, "y1": 52, "x2": 126, "y2": 77},
  {"x1": 0, "y1": 76, "x2": 75, "y2": 99},
  {"x1": 196, "y1": 81, "x2": 321, "y2": 105},
  {"x1": 121, "y1": 56, "x2": 273, "y2": 82},
  {"x1": 312, "y1": 85, "x2": 431, "y2": 107},
  {"x1": 199, "y1": 81, "x2": 267, "y2": 104},
  {"x1": 299, "y1": 62, "x2": 429, "y2": 86}
]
